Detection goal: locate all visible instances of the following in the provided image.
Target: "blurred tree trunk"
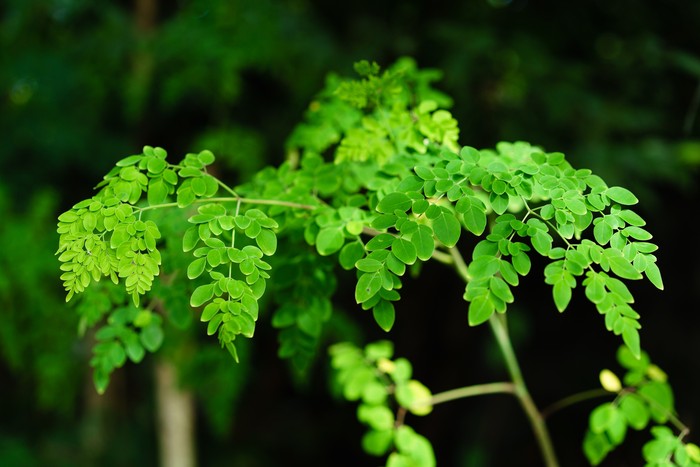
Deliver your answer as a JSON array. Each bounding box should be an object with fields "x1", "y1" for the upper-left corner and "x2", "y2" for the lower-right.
[
  {"x1": 80, "y1": 330, "x2": 108, "y2": 464},
  {"x1": 132, "y1": 2, "x2": 198, "y2": 466},
  {"x1": 155, "y1": 359, "x2": 197, "y2": 467}
]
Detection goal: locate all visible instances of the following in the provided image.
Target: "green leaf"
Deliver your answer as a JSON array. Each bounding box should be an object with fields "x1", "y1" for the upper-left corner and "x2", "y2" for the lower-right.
[
  {"x1": 255, "y1": 229, "x2": 277, "y2": 255},
  {"x1": 686, "y1": 444, "x2": 700, "y2": 463},
  {"x1": 355, "y1": 272, "x2": 382, "y2": 303},
  {"x1": 499, "y1": 260, "x2": 519, "y2": 286},
  {"x1": 603, "y1": 276, "x2": 633, "y2": 302},
  {"x1": 590, "y1": 403, "x2": 615, "y2": 434},
  {"x1": 386, "y1": 253, "x2": 407, "y2": 276},
  {"x1": 459, "y1": 199, "x2": 487, "y2": 235},
  {"x1": 372, "y1": 214, "x2": 398, "y2": 230},
  {"x1": 198, "y1": 150, "x2": 215, "y2": 165},
  {"x1": 605, "y1": 408, "x2": 627, "y2": 445},
  {"x1": 622, "y1": 327, "x2": 641, "y2": 359},
  {"x1": 642, "y1": 433, "x2": 676, "y2": 462},
  {"x1": 617, "y1": 345, "x2": 650, "y2": 371},
  {"x1": 356, "y1": 258, "x2": 384, "y2": 273},
  {"x1": 190, "y1": 284, "x2": 215, "y2": 307},
  {"x1": 605, "y1": 250, "x2": 643, "y2": 280},
  {"x1": 316, "y1": 227, "x2": 345, "y2": 256},
  {"x1": 207, "y1": 313, "x2": 224, "y2": 336},
  {"x1": 177, "y1": 186, "x2": 196, "y2": 207},
  {"x1": 399, "y1": 380, "x2": 433, "y2": 416},
  {"x1": 552, "y1": 279, "x2": 572, "y2": 312},
  {"x1": 373, "y1": 300, "x2": 395, "y2": 332},
  {"x1": 619, "y1": 393, "x2": 650, "y2": 430},
  {"x1": 191, "y1": 177, "x2": 207, "y2": 197},
  {"x1": 358, "y1": 404, "x2": 395, "y2": 431},
  {"x1": 207, "y1": 248, "x2": 222, "y2": 267},
  {"x1": 432, "y1": 210, "x2": 461, "y2": 247},
  {"x1": 364, "y1": 340, "x2": 394, "y2": 361},
  {"x1": 116, "y1": 154, "x2": 143, "y2": 167},
  {"x1": 511, "y1": 252, "x2": 531, "y2": 276},
  {"x1": 124, "y1": 337, "x2": 145, "y2": 363},
  {"x1": 531, "y1": 231, "x2": 553, "y2": 256},
  {"x1": 110, "y1": 226, "x2": 130, "y2": 248},
  {"x1": 623, "y1": 226, "x2": 652, "y2": 241},
  {"x1": 147, "y1": 179, "x2": 168, "y2": 205},
  {"x1": 638, "y1": 381, "x2": 674, "y2": 423},
  {"x1": 339, "y1": 241, "x2": 366, "y2": 270},
  {"x1": 645, "y1": 261, "x2": 664, "y2": 290},
  {"x1": 583, "y1": 430, "x2": 612, "y2": 466},
  {"x1": 365, "y1": 233, "x2": 395, "y2": 251},
  {"x1": 377, "y1": 192, "x2": 412, "y2": 213},
  {"x1": 140, "y1": 324, "x2": 164, "y2": 352},
  {"x1": 392, "y1": 237, "x2": 417, "y2": 265},
  {"x1": 362, "y1": 430, "x2": 394, "y2": 457},
  {"x1": 200, "y1": 302, "x2": 219, "y2": 322},
  {"x1": 606, "y1": 186, "x2": 639, "y2": 205},
  {"x1": 397, "y1": 174, "x2": 424, "y2": 192},
  {"x1": 414, "y1": 165, "x2": 435, "y2": 180},
  {"x1": 83, "y1": 212, "x2": 97, "y2": 231},
  {"x1": 468, "y1": 295, "x2": 494, "y2": 326},
  {"x1": 585, "y1": 273, "x2": 606, "y2": 304},
  {"x1": 145, "y1": 158, "x2": 165, "y2": 176},
  {"x1": 411, "y1": 225, "x2": 435, "y2": 261},
  {"x1": 468, "y1": 255, "x2": 500, "y2": 279},
  {"x1": 489, "y1": 192, "x2": 510, "y2": 215},
  {"x1": 345, "y1": 220, "x2": 364, "y2": 236},
  {"x1": 489, "y1": 276, "x2": 514, "y2": 303},
  {"x1": 564, "y1": 197, "x2": 588, "y2": 215},
  {"x1": 386, "y1": 452, "x2": 411, "y2": 467},
  {"x1": 187, "y1": 257, "x2": 207, "y2": 279},
  {"x1": 594, "y1": 220, "x2": 614, "y2": 245},
  {"x1": 394, "y1": 425, "x2": 436, "y2": 467},
  {"x1": 93, "y1": 369, "x2": 110, "y2": 395}
]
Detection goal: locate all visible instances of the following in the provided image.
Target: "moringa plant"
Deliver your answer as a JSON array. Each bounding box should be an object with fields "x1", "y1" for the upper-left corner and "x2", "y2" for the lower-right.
[{"x1": 56, "y1": 58, "x2": 697, "y2": 466}]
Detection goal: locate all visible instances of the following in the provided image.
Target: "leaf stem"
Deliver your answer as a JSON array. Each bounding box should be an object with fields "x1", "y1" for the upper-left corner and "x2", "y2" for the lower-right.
[
  {"x1": 449, "y1": 245, "x2": 470, "y2": 282},
  {"x1": 428, "y1": 382, "x2": 515, "y2": 406},
  {"x1": 228, "y1": 199, "x2": 242, "y2": 282},
  {"x1": 541, "y1": 388, "x2": 610, "y2": 419},
  {"x1": 136, "y1": 196, "x2": 318, "y2": 213}
]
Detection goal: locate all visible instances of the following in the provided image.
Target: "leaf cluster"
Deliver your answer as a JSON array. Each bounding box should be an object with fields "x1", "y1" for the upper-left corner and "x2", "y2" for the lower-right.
[
  {"x1": 330, "y1": 341, "x2": 436, "y2": 467},
  {"x1": 584, "y1": 347, "x2": 699, "y2": 466}
]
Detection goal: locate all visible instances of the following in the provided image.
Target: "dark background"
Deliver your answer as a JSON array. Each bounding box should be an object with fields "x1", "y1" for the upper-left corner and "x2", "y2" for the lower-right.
[{"x1": 1, "y1": 0, "x2": 699, "y2": 465}]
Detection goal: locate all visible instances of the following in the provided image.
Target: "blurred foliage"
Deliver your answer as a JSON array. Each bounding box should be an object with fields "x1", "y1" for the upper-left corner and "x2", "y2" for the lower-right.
[
  {"x1": 1, "y1": 0, "x2": 699, "y2": 465},
  {"x1": 0, "y1": 189, "x2": 82, "y2": 413}
]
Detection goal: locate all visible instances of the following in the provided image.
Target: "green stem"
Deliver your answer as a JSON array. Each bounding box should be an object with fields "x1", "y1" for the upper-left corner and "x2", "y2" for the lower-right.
[
  {"x1": 541, "y1": 388, "x2": 610, "y2": 419},
  {"x1": 448, "y1": 245, "x2": 559, "y2": 466},
  {"x1": 136, "y1": 196, "x2": 317, "y2": 213},
  {"x1": 428, "y1": 382, "x2": 515, "y2": 406},
  {"x1": 449, "y1": 246, "x2": 470, "y2": 281},
  {"x1": 489, "y1": 314, "x2": 559, "y2": 467}
]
